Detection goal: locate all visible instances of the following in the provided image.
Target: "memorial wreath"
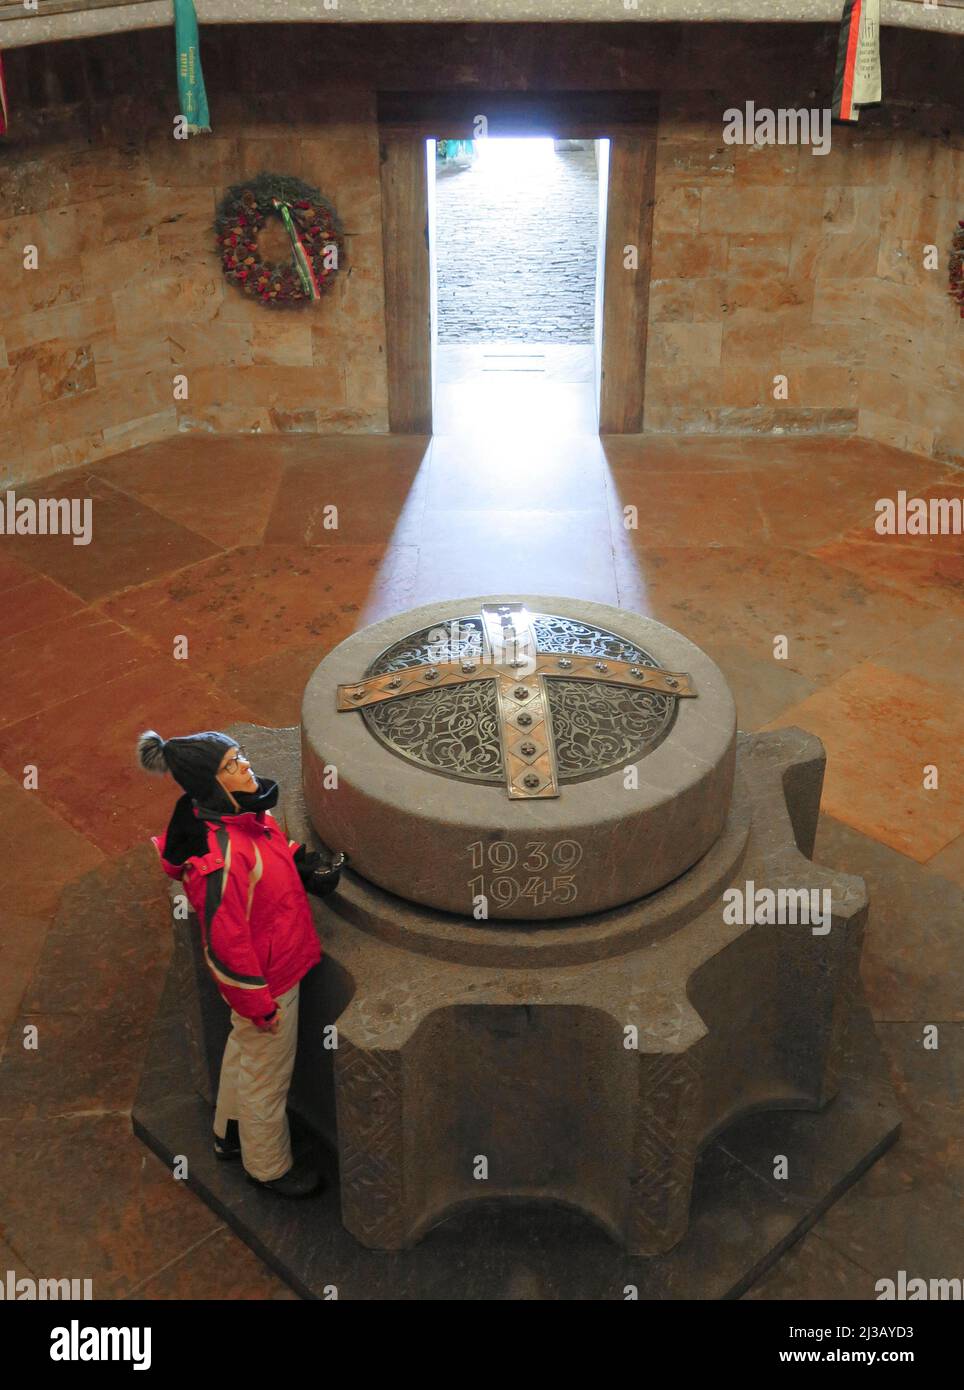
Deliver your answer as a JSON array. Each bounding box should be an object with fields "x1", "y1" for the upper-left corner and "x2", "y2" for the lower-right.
[
  {"x1": 214, "y1": 172, "x2": 343, "y2": 308},
  {"x1": 950, "y1": 220, "x2": 964, "y2": 318}
]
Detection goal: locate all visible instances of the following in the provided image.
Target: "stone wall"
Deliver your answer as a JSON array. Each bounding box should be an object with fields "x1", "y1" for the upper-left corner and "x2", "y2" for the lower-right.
[
  {"x1": 0, "y1": 22, "x2": 961, "y2": 484},
  {"x1": 647, "y1": 95, "x2": 964, "y2": 462},
  {"x1": 0, "y1": 31, "x2": 390, "y2": 486}
]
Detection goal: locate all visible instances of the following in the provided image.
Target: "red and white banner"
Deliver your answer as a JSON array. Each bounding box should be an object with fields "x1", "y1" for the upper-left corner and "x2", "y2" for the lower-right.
[
  {"x1": 832, "y1": 0, "x2": 882, "y2": 123},
  {"x1": 0, "y1": 52, "x2": 9, "y2": 136}
]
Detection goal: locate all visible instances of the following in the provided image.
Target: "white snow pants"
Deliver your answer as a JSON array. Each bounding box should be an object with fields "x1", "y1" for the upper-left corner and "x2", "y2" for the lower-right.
[{"x1": 213, "y1": 983, "x2": 300, "y2": 1182}]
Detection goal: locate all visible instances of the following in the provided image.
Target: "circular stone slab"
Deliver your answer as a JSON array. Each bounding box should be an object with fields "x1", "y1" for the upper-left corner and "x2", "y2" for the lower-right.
[{"x1": 301, "y1": 595, "x2": 736, "y2": 920}]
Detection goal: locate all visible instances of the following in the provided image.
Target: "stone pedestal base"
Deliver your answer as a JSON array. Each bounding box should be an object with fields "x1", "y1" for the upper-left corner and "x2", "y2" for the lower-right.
[
  {"x1": 132, "y1": 974, "x2": 899, "y2": 1299},
  {"x1": 147, "y1": 721, "x2": 898, "y2": 1267}
]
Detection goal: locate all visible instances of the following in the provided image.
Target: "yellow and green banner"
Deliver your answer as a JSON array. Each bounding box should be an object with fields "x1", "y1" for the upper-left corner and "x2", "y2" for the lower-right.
[{"x1": 174, "y1": 0, "x2": 210, "y2": 134}]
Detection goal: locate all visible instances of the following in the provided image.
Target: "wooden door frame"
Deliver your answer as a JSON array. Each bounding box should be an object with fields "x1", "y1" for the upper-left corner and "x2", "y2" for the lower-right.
[{"x1": 377, "y1": 90, "x2": 659, "y2": 435}]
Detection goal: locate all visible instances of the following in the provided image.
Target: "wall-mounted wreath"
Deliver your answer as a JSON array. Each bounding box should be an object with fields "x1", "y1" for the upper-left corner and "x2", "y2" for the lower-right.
[
  {"x1": 214, "y1": 172, "x2": 344, "y2": 308},
  {"x1": 950, "y1": 221, "x2": 964, "y2": 318}
]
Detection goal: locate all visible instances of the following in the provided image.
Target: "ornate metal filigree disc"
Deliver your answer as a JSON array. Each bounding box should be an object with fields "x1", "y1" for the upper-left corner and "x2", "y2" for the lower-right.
[{"x1": 361, "y1": 612, "x2": 677, "y2": 785}]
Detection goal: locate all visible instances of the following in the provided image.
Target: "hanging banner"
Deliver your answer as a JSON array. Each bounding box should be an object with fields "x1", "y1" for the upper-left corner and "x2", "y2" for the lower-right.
[
  {"x1": 0, "y1": 51, "x2": 9, "y2": 137},
  {"x1": 272, "y1": 198, "x2": 323, "y2": 301},
  {"x1": 173, "y1": 0, "x2": 211, "y2": 135},
  {"x1": 832, "y1": 0, "x2": 882, "y2": 124}
]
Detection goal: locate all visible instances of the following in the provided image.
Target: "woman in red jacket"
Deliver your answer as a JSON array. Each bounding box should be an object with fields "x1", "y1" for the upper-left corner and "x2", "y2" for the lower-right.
[{"x1": 138, "y1": 728, "x2": 344, "y2": 1199}]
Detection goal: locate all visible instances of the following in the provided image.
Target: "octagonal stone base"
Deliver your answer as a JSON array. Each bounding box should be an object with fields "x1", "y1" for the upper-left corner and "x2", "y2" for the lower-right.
[
  {"x1": 133, "y1": 721, "x2": 900, "y2": 1291},
  {"x1": 132, "y1": 979, "x2": 898, "y2": 1299}
]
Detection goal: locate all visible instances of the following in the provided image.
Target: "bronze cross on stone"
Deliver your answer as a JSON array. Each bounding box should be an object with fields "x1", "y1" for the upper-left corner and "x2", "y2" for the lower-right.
[{"x1": 337, "y1": 603, "x2": 697, "y2": 800}]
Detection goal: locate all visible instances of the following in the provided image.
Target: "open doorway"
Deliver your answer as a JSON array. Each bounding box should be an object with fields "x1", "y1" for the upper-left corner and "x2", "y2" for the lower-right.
[
  {"x1": 377, "y1": 91, "x2": 657, "y2": 435},
  {"x1": 427, "y1": 136, "x2": 610, "y2": 434}
]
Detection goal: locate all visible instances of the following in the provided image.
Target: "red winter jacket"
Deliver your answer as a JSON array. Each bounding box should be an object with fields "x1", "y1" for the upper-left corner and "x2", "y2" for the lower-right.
[{"x1": 152, "y1": 790, "x2": 321, "y2": 1030}]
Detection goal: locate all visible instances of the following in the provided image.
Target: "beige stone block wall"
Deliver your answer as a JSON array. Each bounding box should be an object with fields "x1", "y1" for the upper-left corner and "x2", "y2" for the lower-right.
[
  {"x1": 0, "y1": 80, "x2": 389, "y2": 486},
  {"x1": 645, "y1": 97, "x2": 964, "y2": 461},
  {"x1": 0, "y1": 23, "x2": 960, "y2": 483}
]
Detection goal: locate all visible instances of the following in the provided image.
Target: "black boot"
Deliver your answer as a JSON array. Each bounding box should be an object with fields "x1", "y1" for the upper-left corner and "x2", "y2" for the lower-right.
[
  {"x1": 245, "y1": 1156, "x2": 325, "y2": 1198},
  {"x1": 213, "y1": 1118, "x2": 241, "y2": 1161}
]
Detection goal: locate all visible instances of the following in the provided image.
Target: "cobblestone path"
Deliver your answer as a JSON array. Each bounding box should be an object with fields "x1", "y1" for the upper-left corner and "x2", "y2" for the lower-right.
[{"x1": 434, "y1": 144, "x2": 599, "y2": 344}]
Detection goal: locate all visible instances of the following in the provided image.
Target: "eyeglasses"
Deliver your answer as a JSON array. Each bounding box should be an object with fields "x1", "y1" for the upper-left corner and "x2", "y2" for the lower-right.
[{"x1": 220, "y1": 748, "x2": 249, "y2": 776}]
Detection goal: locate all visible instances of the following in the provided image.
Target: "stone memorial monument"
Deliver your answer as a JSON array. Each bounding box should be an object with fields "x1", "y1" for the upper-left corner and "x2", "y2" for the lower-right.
[{"x1": 134, "y1": 594, "x2": 900, "y2": 1298}]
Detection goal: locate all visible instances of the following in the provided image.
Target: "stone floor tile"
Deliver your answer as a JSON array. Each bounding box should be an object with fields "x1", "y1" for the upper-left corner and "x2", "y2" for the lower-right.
[
  {"x1": 767, "y1": 664, "x2": 964, "y2": 862},
  {"x1": 0, "y1": 914, "x2": 52, "y2": 1054},
  {"x1": 875, "y1": 1022, "x2": 963, "y2": 1199},
  {"x1": 677, "y1": 635, "x2": 817, "y2": 731},
  {"x1": 411, "y1": 508, "x2": 619, "y2": 607},
  {"x1": 427, "y1": 431, "x2": 609, "y2": 515},
  {"x1": 750, "y1": 442, "x2": 960, "y2": 551},
  {"x1": 609, "y1": 469, "x2": 767, "y2": 548},
  {"x1": 869, "y1": 612, "x2": 964, "y2": 701},
  {"x1": 814, "y1": 817, "x2": 964, "y2": 1023},
  {"x1": 98, "y1": 543, "x2": 418, "y2": 679},
  {"x1": 743, "y1": 1228, "x2": 879, "y2": 1300},
  {"x1": 927, "y1": 835, "x2": 964, "y2": 890},
  {"x1": 264, "y1": 436, "x2": 431, "y2": 547},
  {"x1": 812, "y1": 535, "x2": 964, "y2": 611},
  {"x1": 0, "y1": 1114, "x2": 222, "y2": 1299},
  {"x1": 613, "y1": 545, "x2": 939, "y2": 686},
  {"x1": 128, "y1": 1226, "x2": 299, "y2": 1300},
  {"x1": 21, "y1": 844, "x2": 168, "y2": 1016},
  {"x1": 0, "y1": 608, "x2": 157, "y2": 729},
  {"x1": 2, "y1": 472, "x2": 220, "y2": 601},
  {"x1": 0, "y1": 659, "x2": 258, "y2": 856},
  {"x1": 809, "y1": 1162, "x2": 964, "y2": 1287},
  {"x1": 0, "y1": 572, "x2": 85, "y2": 639},
  {"x1": 92, "y1": 435, "x2": 287, "y2": 550},
  {"x1": 0, "y1": 770, "x2": 104, "y2": 917}
]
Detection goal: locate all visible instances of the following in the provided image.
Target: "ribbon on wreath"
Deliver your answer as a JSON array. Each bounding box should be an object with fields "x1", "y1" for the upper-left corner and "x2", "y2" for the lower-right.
[
  {"x1": 0, "y1": 51, "x2": 9, "y2": 136},
  {"x1": 272, "y1": 198, "x2": 323, "y2": 301},
  {"x1": 173, "y1": 0, "x2": 211, "y2": 135},
  {"x1": 831, "y1": 0, "x2": 882, "y2": 124}
]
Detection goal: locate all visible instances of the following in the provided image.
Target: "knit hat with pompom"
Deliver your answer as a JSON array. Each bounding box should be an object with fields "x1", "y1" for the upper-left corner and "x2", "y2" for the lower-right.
[{"x1": 137, "y1": 729, "x2": 238, "y2": 804}]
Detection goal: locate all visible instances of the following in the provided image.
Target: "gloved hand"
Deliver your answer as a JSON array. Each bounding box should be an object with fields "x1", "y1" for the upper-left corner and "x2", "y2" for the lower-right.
[{"x1": 293, "y1": 846, "x2": 348, "y2": 898}]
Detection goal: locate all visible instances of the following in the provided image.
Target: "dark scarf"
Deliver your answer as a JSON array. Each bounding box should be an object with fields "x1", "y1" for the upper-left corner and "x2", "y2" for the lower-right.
[{"x1": 162, "y1": 777, "x2": 281, "y2": 865}]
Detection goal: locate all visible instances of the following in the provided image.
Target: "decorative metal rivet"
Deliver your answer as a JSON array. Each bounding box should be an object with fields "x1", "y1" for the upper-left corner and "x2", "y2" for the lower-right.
[
  {"x1": 558, "y1": 657, "x2": 572, "y2": 669},
  {"x1": 519, "y1": 741, "x2": 536, "y2": 756},
  {"x1": 666, "y1": 676, "x2": 679, "y2": 689},
  {"x1": 350, "y1": 689, "x2": 365, "y2": 701},
  {"x1": 523, "y1": 773, "x2": 540, "y2": 789},
  {"x1": 594, "y1": 661, "x2": 609, "y2": 673},
  {"x1": 517, "y1": 712, "x2": 533, "y2": 727},
  {"x1": 387, "y1": 676, "x2": 402, "y2": 689},
  {"x1": 514, "y1": 686, "x2": 529, "y2": 700},
  {"x1": 424, "y1": 668, "x2": 439, "y2": 681},
  {"x1": 461, "y1": 662, "x2": 477, "y2": 674},
  {"x1": 630, "y1": 667, "x2": 643, "y2": 679}
]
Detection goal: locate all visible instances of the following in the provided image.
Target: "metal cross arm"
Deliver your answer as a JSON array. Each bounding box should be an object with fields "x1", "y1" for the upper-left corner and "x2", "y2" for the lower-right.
[
  {"x1": 336, "y1": 603, "x2": 697, "y2": 800},
  {"x1": 336, "y1": 656, "x2": 696, "y2": 710}
]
